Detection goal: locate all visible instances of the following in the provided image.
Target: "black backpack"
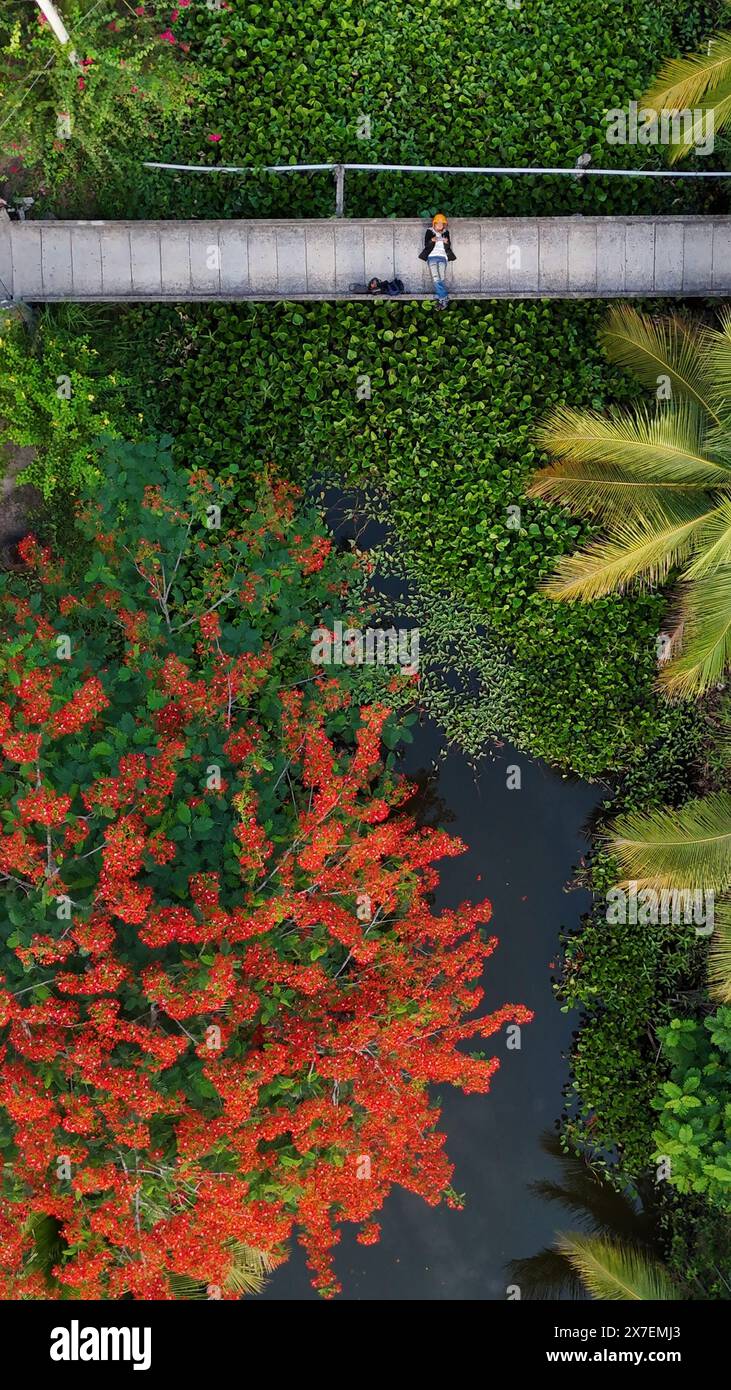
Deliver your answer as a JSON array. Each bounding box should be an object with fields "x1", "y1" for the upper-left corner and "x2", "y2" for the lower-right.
[{"x1": 350, "y1": 278, "x2": 405, "y2": 296}]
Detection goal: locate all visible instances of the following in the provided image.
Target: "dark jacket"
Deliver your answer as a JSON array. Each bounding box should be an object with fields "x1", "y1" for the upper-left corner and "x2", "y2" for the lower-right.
[{"x1": 418, "y1": 228, "x2": 456, "y2": 262}]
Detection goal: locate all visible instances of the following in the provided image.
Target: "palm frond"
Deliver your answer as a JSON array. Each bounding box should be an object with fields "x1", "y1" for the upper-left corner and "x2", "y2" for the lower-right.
[
  {"x1": 534, "y1": 402, "x2": 725, "y2": 488},
  {"x1": 23, "y1": 1213, "x2": 64, "y2": 1288},
  {"x1": 660, "y1": 567, "x2": 731, "y2": 697},
  {"x1": 600, "y1": 305, "x2": 720, "y2": 423},
  {"x1": 540, "y1": 509, "x2": 715, "y2": 601},
  {"x1": 708, "y1": 896, "x2": 731, "y2": 1003},
  {"x1": 648, "y1": 87, "x2": 731, "y2": 164},
  {"x1": 704, "y1": 308, "x2": 731, "y2": 420},
  {"x1": 642, "y1": 31, "x2": 731, "y2": 135},
  {"x1": 168, "y1": 1244, "x2": 275, "y2": 1300},
  {"x1": 683, "y1": 499, "x2": 731, "y2": 577},
  {"x1": 557, "y1": 1234, "x2": 677, "y2": 1301},
  {"x1": 168, "y1": 1274, "x2": 210, "y2": 1300},
  {"x1": 527, "y1": 459, "x2": 708, "y2": 529},
  {"x1": 224, "y1": 1243, "x2": 275, "y2": 1296},
  {"x1": 607, "y1": 791, "x2": 731, "y2": 891},
  {"x1": 531, "y1": 1131, "x2": 658, "y2": 1244},
  {"x1": 507, "y1": 1248, "x2": 584, "y2": 1301}
]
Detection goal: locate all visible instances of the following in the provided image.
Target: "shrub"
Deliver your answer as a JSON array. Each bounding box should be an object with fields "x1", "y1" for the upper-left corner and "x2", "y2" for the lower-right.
[
  {"x1": 0, "y1": 1, "x2": 195, "y2": 213},
  {"x1": 0, "y1": 316, "x2": 126, "y2": 499},
  {"x1": 653, "y1": 1009, "x2": 731, "y2": 1210}
]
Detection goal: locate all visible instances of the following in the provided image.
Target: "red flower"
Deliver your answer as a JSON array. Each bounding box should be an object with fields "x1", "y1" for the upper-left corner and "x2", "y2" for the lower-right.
[{"x1": 17, "y1": 786, "x2": 71, "y2": 828}]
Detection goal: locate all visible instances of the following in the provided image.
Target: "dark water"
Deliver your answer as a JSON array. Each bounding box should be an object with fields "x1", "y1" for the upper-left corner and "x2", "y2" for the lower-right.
[{"x1": 259, "y1": 722, "x2": 599, "y2": 1300}]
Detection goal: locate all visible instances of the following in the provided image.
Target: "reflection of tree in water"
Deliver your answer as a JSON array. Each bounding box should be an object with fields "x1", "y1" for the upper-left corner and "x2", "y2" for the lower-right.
[
  {"x1": 394, "y1": 752, "x2": 456, "y2": 833},
  {"x1": 507, "y1": 1131, "x2": 668, "y2": 1301}
]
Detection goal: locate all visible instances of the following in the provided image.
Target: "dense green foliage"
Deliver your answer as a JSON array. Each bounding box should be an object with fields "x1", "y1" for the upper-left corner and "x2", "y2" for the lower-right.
[
  {"x1": 0, "y1": 315, "x2": 126, "y2": 499},
  {"x1": 653, "y1": 1010, "x2": 731, "y2": 1209},
  {"x1": 1, "y1": 0, "x2": 726, "y2": 218}
]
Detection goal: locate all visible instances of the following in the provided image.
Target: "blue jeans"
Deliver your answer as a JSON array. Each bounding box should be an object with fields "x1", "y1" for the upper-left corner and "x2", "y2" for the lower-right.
[{"x1": 427, "y1": 256, "x2": 449, "y2": 301}]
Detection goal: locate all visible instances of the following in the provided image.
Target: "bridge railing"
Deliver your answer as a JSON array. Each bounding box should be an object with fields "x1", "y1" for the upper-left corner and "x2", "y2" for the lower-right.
[{"x1": 143, "y1": 159, "x2": 731, "y2": 216}]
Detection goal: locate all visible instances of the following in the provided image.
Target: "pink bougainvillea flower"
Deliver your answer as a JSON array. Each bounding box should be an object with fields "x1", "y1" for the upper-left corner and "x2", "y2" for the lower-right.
[
  {"x1": 159, "y1": 29, "x2": 176, "y2": 43},
  {"x1": 207, "y1": 133, "x2": 222, "y2": 143},
  {"x1": 171, "y1": 8, "x2": 180, "y2": 20}
]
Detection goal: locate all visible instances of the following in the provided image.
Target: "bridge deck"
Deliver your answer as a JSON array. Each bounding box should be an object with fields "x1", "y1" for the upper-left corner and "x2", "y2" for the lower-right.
[{"x1": 1, "y1": 215, "x2": 729, "y2": 301}]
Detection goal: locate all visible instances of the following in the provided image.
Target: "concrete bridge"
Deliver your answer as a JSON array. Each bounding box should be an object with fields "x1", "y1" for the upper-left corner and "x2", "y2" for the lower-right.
[{"x1": 1, "y1": 214, "x2": 729, "y2": 301}]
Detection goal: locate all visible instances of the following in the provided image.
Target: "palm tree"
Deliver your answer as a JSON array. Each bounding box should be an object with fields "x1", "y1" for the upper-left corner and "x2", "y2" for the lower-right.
[
  {"x1": 528, "y1": 304, "x2": 731, "y2": 699},
  {"x1": 558, "y1": 1235, "x2": 678, "y2": 1300},
  {"x1": 508, "y1": 1131, "x2": 670, "y2": 1300},
  {"x1": 607, "y1": 792, "x2": 731, "y2": 1003},
  {"x1": 641, "y1": 23, "x2": 731, "y2": 162}
]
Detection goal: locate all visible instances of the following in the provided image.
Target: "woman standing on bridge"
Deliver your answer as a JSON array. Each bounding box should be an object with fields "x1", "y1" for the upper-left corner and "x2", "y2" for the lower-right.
[{"x1": 418, "y1": 213, "x2": 456, "y2": 308}]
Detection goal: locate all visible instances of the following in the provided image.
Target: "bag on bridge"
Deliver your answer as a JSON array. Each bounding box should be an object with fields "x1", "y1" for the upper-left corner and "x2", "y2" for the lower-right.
[{"x1": 350, "y1": 278, "x2": 405, "y2": 296}]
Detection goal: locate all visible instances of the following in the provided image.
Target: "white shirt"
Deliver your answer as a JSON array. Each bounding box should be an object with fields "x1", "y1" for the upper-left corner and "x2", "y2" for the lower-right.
[{"x1": 430, "y1": 231, "x2": 448, "y2": 260}]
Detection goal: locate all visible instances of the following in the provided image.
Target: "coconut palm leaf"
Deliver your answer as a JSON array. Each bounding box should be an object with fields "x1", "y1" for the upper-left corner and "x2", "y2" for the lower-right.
[
  {"x1": 168, "y1": 1274, "x2": 210, "y2": 1300},
  {"x1": 169, "y1": 1244, "x2": 275, "y2": 1299},
  {"x1": 540, "y1": 509, "x2": 718, "y2": 602},
  {"x1": 684, "y1": 499, "x2": 731, "y2": 576},
  {"x1": 527, "y1": 459, "x2": 708, "y2": 528},
  {"x1": 509, "y1": 1133, "x2": 671, "y2": 1300},
  {"x1": 642, "y1": 32, "x2": 731, "y2": 162},
  {"x1": 531, "y1": 304, "x2": 731, "y2": 691},
  {"x1": 607, "y1": 791, "x2": 731, "y2": 891},
  {"x1": 530, "y1": 1175, "x2": 649, "y2": 1244},
  {"x1": 509, "y1": 1247, "x2": 585, "y2": 1301},
  {"x1": 534, "y1": 402, "x2": 729, "y2": 496},
  {"x1": 653, "y1": 88, "x2": 731, "y2": 163},
  {"x1": 704, "y1": 308, "x2": 731, "y2": 419},
  {"x1": 708, "y1": 896, "x2": 731, "y2": 1003},
  {"x1": 224, "y1": 1243, "x2": 275, "y2": 1295},
  {"x1": 600, "y1": 306, "x2": 720, "y2": 422},
  {"x1": 23, "y1": 1212, "x2": 65, "y2": 1288},
  {"x1": 660, "y1": 567, "x2": 731, "y2": 697},
  {"x1": 558, "y1": 1235, "x2": 677, "y2": 1301}
]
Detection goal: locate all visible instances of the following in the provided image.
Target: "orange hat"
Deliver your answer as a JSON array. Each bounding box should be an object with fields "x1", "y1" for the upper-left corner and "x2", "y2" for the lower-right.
[{"x1": 432, "y1": 213, "x2": 448, "y2": 229}]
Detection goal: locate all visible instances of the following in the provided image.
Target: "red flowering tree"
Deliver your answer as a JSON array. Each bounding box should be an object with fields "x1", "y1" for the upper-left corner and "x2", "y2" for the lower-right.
[{"x1": 0, "y1": 440, "x2": 531, "y2": 1298}]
